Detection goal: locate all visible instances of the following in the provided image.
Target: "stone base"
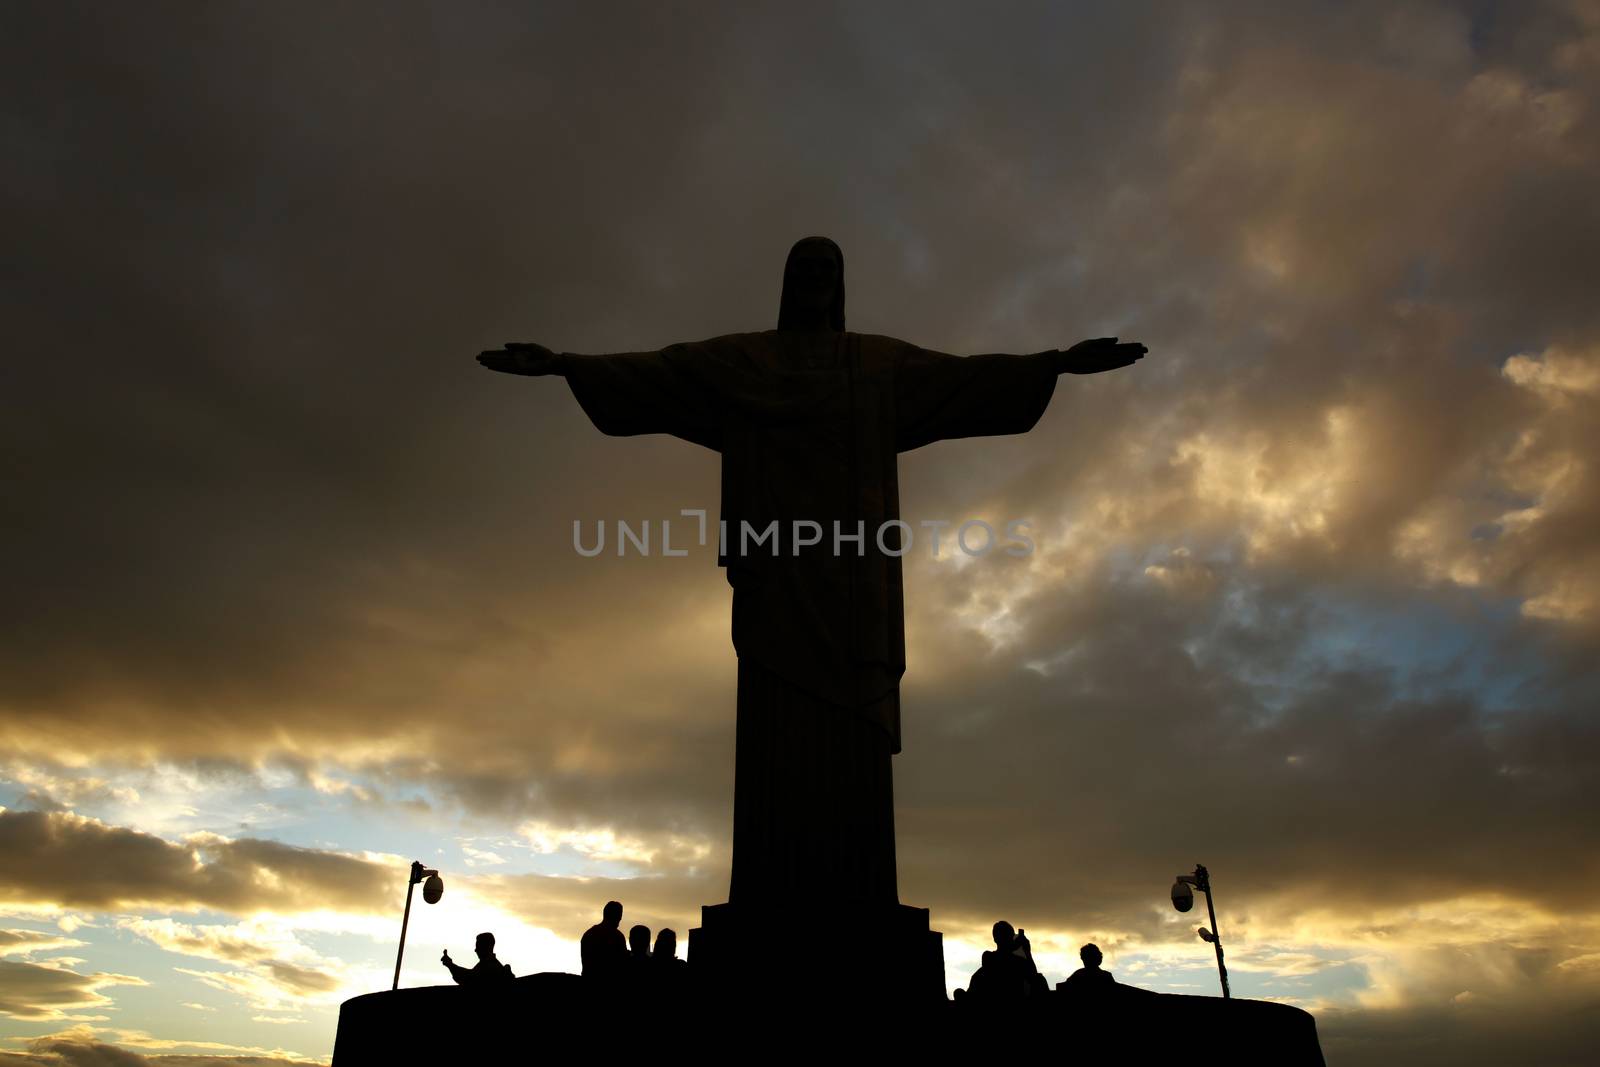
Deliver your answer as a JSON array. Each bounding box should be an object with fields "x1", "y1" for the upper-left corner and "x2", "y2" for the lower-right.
[
  {"x1": 330, "y1": 978, "x2": 1327, "y2": 1064},
  {"x1": 688, "y1": 900, "x2": 946, "y2": 1005}
]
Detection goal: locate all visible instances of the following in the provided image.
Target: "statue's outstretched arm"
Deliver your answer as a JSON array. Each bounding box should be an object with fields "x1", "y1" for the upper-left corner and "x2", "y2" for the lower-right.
[
  {"x1": 892, "y1": 342, "x2": 1055, "y2": 451},
  {"x1": 892, "y1": 336, "x2": 1146, "y2": 452},
  {"x1": 476, "y1": 340, "x2": 722, "y2": 452}
]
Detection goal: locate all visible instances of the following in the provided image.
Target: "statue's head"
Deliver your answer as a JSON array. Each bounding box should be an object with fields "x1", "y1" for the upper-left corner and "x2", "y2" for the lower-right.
[
  {"x1": 777, "y1": 236, "x2": 845, "y2": 332},
  {"x1": 628, "y1": 924, "x2": 651, "y2": 954},
  {"x1": 992, "y1": 920, "x2": 1015, "y2": 950},
  {"x1": 603, "y1": 900, "x2": 623, "y2": 926},
  {"x1": 1080, "y1": 943, "x2": 1103, "y2": 968},
  {"x1": 653, "y1": 928, "x2": 677, "y2": 959},
  {"x1": 474, "y1": 932, "x2": 495, "y2": 959}
]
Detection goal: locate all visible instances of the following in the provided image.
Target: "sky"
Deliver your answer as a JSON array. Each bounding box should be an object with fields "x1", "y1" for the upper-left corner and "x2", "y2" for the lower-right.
[{"x1": 3, "y1": 0, "x2": 1600, "y2": 1062}]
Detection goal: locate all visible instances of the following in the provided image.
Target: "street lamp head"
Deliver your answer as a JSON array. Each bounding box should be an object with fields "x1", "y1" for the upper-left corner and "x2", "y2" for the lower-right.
[
  {"x1": 1198, "y1": 927, "x2": 1216, "y2": 943},
  {"x1": 422, "y1": 873, "x2": 444, "y2": 904},
  {"x1": 1171, "y1": 879, "x2": 1194, "y2": 912}
]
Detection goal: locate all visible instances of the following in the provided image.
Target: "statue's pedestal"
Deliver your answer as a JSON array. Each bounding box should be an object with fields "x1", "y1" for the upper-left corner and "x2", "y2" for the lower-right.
[
  {"x1": 687, "y1": 900, "x2": 945, "y2": 1006},
  {"x1": 330, "y1": 978, "x2": 1327, "y2": 1064}
]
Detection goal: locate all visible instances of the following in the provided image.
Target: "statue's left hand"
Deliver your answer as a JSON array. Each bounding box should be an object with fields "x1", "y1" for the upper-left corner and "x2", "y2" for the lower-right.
[{"x1": 1054, "y1": 338, "x2": 1146, "y2": 374}]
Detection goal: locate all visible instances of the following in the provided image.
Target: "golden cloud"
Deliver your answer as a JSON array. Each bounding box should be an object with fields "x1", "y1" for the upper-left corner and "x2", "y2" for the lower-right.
[{"x1": 0, "y1": 811, "x2": 392, "y2": 916}]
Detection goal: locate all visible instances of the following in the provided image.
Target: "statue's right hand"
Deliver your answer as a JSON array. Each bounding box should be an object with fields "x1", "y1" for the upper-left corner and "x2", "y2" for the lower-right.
[{"x1": 477, "y1": 342, "x2": 560, "y2": 376}]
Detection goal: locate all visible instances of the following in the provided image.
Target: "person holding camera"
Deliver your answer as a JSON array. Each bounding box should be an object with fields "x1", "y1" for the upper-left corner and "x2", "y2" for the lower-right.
[
  {"x1": 440, "y1": 932, "x2": 514, "y2": 986},
  {"x1": 966, "y1": 920, "x2": 1042, "y2": 1001}
]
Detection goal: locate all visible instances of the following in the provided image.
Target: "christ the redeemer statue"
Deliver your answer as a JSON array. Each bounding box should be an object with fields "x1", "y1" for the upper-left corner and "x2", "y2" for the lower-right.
[{"x1": 477, "y1": 237, "x2": 1144, "y2": 913}]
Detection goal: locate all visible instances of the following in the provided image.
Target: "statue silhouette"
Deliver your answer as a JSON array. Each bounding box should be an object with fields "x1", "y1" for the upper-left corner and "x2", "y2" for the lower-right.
[
  {"x1": 440, "y1": 932, "x2": 513, "y2": 986},
  {"x1": 477, "y1": 238, "x2": 1145, "y2": 915},
  {"x1": 478, "y1": 239, "x2": 1145, "y2": 999}
]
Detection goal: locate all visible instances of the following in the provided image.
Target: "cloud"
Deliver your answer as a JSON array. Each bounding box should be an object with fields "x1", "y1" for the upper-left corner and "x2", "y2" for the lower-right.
[
  {"x1": 112, "y1": 918, "x2": 343, "y2": 1013},
  {"x1": 116, "y1": 920, "x2": 312, "y2": 970},
  {"x1": 467, "y1": 867, "x2": 721, "y2": 948},
  {"x1": 0, "y1": 1029, "x2": 321, "y2": 1067},
  {"x1": 0, "y1": 931, "x2": 85, "y2": 960},
  {"x1": 0, "y1": 766, "x2": 142, "y2": 818},
  {"x1": 1318, "y1": 1000, "x2": 1600, "y2": 1067},
  {"x1": 0, "y1": 811, "x2": 393, "y2": 916},
  {"x1": 457, "y1": 844, "x2": 505, "y2": 868},
  {"x1": 174, "y1": 967, "x2": 336, "y2": 1011},
  {"x1": 0, "y1": 960, "x2": 144, "y2": 1021},
  {"x1": 8, "y1": 1026, "x2": 319, "y2": 1063},
  {"x1": 514, "y1": 820, "x2": 713, "y2": 869}
]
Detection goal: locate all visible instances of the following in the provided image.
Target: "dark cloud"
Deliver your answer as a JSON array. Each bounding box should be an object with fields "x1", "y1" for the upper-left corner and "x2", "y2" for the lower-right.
[
  {"x1": 0, "y1": 1040, "x2": 318, "y2": 1067},
  {"x1": 256, "y1": 966, "x2": 336, "y2": 1000},
  {"x1": 1319, "y1": 1000, "x2": 1600, "y2": 1067},
  {"x1": 894, "y1": 561, "x2": 1600, "y2": 928},
  {"x1": 0, "y1": 812, "x2": 392, "y2": 915}
]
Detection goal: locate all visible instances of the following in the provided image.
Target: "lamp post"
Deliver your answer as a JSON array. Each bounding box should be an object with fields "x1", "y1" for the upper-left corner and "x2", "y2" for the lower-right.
[
  {"x1": 1170, "y1": 862, "x2": 1230, "y2": 999},
  {"x1": 392, "y1": 860, "x2": 445, "y2": 990}
]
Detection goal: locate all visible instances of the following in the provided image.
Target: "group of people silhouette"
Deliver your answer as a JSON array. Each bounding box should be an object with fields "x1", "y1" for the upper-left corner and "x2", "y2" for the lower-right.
[
  {"x1": 440, "y1": 901, "x2": 689, "y2": 992},
  {"x1": 441, "y1": 904, "x2": 1113, "y2": 1003},
  {"x1": 958, "y1": 921, "x2": 1118, "y2": 1003},
  {"x1": 578, "y1": 900, "x2": 689, "y2": 988}
]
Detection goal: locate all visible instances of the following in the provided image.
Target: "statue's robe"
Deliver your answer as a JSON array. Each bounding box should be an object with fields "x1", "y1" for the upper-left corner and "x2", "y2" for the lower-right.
[{"x1": 562, "y1": 329, "x2": 1057, "y2": 905}]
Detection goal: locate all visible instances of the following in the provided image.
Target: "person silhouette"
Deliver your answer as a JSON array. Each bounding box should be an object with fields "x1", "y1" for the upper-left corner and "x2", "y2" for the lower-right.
[
  {"x1": 440, "y1": 932, "x2": 513, "y2": 986},
  {"x1": 580, "y1": 901, "x2": 627, "y2": 980},
  {"x1": 627, "y1": 924, "x2": 652, "y2": 980},
  {"x1": 648, "y1": 928, "x2": 690, "y2": 1005},
  {"x1": 651, "y1": 929, "x2": 688, "y2": 979},
  {"x1": 1059, "y1": 942, "x2": 1117, "y2": 996},
  {"x1": 966, "y1": 921, "x2": 1040, "y2": 1001}
]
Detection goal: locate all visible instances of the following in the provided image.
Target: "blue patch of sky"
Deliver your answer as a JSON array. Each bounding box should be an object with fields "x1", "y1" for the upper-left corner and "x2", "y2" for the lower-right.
[
  {"x1": 1115, "y1": 946, "x2": 1367, "y2": 1007},
  {"x1": 85, "y1": 967, "x2": 236, "y2": 1049},
  {"x1": 1101, "y1": 542, "x2": 1155, "y2": 584},
  {"x1": 1398, "y1": 256, "x2": 1437, "y2": 302},
  {"x1": 1233, "y1": 955, "x2": 1369, "y2": 1006},
  {"x1": 1298, "y1": 586, "x2": 1541, "y2": 712},
  {"x1": 1386, "y1": 250, "x2": 1551, "y2": 374},
  {"x1": 1460, "y1": 328, "x2": 1548, "y2": 370},
  {"x1": 1149, "y1": 532, "x2": 1551, "y2": 719},
  {"x1": 1116, "y1": 954, "x2": 1231, "y2": 996},
  {"x1": 1191, "y1": 573, "x2": 1545, "y2": 717},
  {"x1": 1466, "y1": 1, "x2": 1498, "y2": 55}
]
